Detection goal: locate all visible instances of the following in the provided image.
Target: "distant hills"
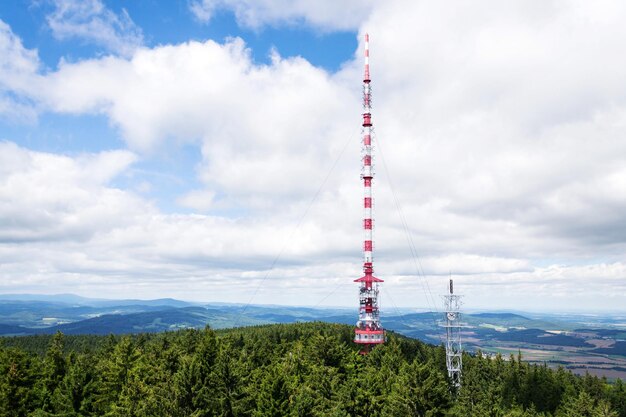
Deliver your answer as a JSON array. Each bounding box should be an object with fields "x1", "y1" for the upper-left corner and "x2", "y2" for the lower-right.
[
  {"x1": 0, "y1": 294, "x2": 357, "y2": 336},
  {"x1": 0, "y1": 293, "x2": 193, "y2": 308},
  {"x1": 1, "y1": 293, "x2": 625, "y2": 379},
  {"x1": 472, "y1": 312, "x2": 530, "y2": 320},
  {"x1": 39, "y1": 306, "x2": 265, "y2": 335}
]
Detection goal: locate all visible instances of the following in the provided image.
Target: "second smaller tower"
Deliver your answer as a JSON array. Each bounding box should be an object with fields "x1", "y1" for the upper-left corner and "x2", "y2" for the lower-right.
[{"x1": 444, "y1": 279, "x2": 462, "y2": 389}]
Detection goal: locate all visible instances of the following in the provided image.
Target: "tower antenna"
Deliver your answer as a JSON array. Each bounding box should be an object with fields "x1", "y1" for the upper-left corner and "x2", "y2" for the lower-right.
[
  {"x1": 444, "y1": 278, "x2": 463, "y2": 389},
  {"x1": 354, "y1": 33, "x2": 385, "y2": 353}
]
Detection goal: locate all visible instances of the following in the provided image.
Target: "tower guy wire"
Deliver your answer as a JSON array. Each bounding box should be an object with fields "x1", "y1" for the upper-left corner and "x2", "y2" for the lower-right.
[{"x1": 233, "y1": 126, "x2": 357, "y2": 327}]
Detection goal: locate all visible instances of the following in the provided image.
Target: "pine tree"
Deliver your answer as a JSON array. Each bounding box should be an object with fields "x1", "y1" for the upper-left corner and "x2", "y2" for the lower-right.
[
  {"x1": 93, "y1": 335, "x2": 140, "y2": 414},
  {"x1": 50, "y1": 352, "x2": 98, "y2": 415},
  {"x1": 609, "y1": 379, "x2": 626, "y2": 417},
  {"x1": 382, "y1": 359, "x2": 451, "y2": 417},
  {"x1": 36, "y1": 331, "x2": 68, "y2": 412},
  {"x1": 254, "y1": 365, "x2": 290, "y2": 417},
  {"x1": 557, "y1": 391, "x2": 598, "y2": 417},
  {"x1": 0, "y1": 347, "x2": 38, "y2": 416}
]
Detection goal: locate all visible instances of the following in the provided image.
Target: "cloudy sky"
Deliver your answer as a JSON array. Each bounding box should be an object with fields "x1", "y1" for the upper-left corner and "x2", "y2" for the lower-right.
[{"x1": 1, "y1": 0, "x2": 625, "y2": 313}]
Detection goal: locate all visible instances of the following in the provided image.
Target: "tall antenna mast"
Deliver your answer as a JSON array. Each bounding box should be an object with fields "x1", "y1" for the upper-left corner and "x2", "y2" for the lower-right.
[
  {"x1": 354, "y1": 33, "x2": 385, "y2": 353},
  {"x1": 444, "y1": 278, "x2": 463, "y2": 388}
]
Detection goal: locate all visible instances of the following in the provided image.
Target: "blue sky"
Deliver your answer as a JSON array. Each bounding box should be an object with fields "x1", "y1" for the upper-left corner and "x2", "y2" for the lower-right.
[
  {"x1": 0, "y1": 0, "x2": 356, "y2": 214},
  {"x1": 1, "y1": 0, "x2": 626, "y2": 312},
  {"x1": 1, "y1": 1, "x2": 356, "y2": 71}
]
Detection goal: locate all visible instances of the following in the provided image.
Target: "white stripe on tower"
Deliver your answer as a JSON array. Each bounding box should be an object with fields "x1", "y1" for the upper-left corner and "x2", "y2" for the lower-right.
[
  {"x1": 364, "y1": 33, "x2": 370, "y2": 82},
  {"x1": 363, "y1": 32, "x2": 373, "y2": 270},
  {"x1": 355, "y1": 33, "x2": 384, "y2": 351},
  {"x1": 362, "y1": 34, "x2": 374, "y2": 264}
]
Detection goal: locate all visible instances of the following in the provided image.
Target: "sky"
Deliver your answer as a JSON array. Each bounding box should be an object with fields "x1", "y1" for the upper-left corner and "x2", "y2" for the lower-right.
[{"x1": 1, "y1": 0, "x2": 625, "y2": 313}]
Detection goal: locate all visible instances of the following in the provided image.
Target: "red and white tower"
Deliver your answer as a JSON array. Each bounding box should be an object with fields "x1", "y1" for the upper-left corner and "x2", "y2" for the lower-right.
[{"x1": 354, "y1": 33, "x2": 385, "y2": 352}]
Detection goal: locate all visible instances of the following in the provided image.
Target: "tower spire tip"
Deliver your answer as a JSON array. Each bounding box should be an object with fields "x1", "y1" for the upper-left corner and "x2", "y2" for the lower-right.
[{"x1": 363, "y1": 33, "x2": 370, "y2": 82}]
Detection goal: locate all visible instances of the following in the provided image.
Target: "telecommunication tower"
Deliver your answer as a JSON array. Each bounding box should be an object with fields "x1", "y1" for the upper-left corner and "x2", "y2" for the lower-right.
[
  {"x1": 354, "y1": 33, "x2": 385, "y2": 353},
  {"x1": 444, "y1": 279, "x2": 462, "y2": 388}
]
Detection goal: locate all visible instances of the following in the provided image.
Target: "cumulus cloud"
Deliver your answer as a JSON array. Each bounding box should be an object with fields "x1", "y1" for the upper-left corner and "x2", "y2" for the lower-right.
[
  {"x1": 45, "y1": 0, "x2": 143, "y2": 56},
  {"x1": 189, "y1": 0, "x2": 376, "y2": 30},
  {"x1": 0, "y1": 142, "x2": 362, "y2": 303},
  {"x1": 357, "y1": 1, "x2": 626, "y2": 252},
  {"x1": 0, "y1": 21, "x2": 39, "y2": 88},
  {"x1": 1, "y1": 1, "x2": 626, "y2": 310},
  {"x1": 35, "y1": 38, "x2": 356, "y2": 210},
  {"x1": 0, "y1": 20, "x2": 41, "y2": 121},
  {"x1": 0, "y1": 142, "x2": 142, "y2": 243}
]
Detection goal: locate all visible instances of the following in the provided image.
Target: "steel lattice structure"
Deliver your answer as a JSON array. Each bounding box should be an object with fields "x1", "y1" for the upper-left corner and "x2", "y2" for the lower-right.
[
  {"x1": 443, "y1": 279, "x2": 462, "y2": 388},
  {"x1": 354, "y1": 33, "x2": 385, "y2": 353}
]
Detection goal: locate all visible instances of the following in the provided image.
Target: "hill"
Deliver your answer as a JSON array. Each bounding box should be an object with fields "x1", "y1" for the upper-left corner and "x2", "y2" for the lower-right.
[
  {"x1": 1, "y1": 322, "x2": 625, "y2": 416},
  {"x1": 0, "y1": 323, "x2": 32, "y2": 336},
  {"x1": 1, "y1": 296, "x2": 626, "y2": 380},
  {"x1": 473, "y1": 313, "x2": 530, "y2": 319},
  {"x1": 36, "y1": 306, "x2": 265, "y2": 335}
]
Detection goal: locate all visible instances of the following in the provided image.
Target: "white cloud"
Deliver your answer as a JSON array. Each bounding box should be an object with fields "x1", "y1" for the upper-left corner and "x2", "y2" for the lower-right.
[
  {"x1": 46, "y1": 0, "x2": 143, "y2": 56},
  {"x1": 0, "y1": 20, "x2": 39, "y2": 87},
  {"x1": 0, "y1": 142, "x2": 142, "y2": 243},
  {"x1": 1, "y1": 1, "x2": 626, "y2": 310},
  {"x1": 0, "y1": 20, "x2": 41, "y2": 121},
  {"x1": 189, "y1": 0, "x2": 376, "y2": 30},
  {"x1": 177, "y1": 190, "x2": 216, "y2": 211},
  {"x1": 36, "y1": 38, "x2": 356, "y2": 207},
  {"x1": 0, "y1": 142, "x2": 361, "y2": 304}
]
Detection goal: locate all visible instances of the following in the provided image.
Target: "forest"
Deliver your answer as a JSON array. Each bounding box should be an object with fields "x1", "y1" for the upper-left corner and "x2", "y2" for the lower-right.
[{"x1": 1, "y1": 322, "x2": 626, "y2": 416}]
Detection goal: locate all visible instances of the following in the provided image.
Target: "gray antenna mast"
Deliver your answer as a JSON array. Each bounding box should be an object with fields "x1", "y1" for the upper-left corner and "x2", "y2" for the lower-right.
[{"x1": 443, "y1": 278, "x2": 462, "y2": 389}]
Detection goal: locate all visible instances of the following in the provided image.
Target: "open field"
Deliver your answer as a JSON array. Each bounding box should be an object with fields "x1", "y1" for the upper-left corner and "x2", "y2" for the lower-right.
[{"x1": 464, "y1": 326, "x2": 626, "y2": 381}]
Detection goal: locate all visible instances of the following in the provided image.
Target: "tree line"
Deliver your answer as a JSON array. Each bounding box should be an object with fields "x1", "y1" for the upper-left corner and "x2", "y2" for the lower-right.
[{"x1": 1, "y1": 322, "x2": 625, "y2": 416}]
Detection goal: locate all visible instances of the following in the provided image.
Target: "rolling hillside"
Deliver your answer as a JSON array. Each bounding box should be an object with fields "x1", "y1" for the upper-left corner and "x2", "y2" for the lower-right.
[{"x1": 1, "y1": 294, "x2": 625, "y2": 380}]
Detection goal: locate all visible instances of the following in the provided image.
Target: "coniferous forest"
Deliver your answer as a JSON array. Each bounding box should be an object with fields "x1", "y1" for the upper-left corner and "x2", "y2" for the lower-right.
[{"x1": 1, "y1": 322, "x2": 625, "y2": 416}]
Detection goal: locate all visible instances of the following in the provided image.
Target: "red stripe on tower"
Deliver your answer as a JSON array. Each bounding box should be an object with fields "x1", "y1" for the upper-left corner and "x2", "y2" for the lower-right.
[{"x1": 353, "y1": 33, "x2": 385, "y2": 353}]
